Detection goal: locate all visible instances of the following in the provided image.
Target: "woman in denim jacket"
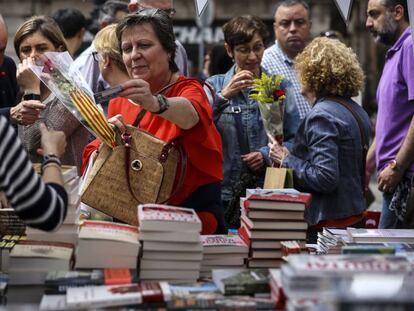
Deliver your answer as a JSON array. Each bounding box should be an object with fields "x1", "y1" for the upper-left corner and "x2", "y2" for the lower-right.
[
  {"x1": 207, "y1": 15, "x2": 299, "y2": 228},
  {"x1": 269, "y1": 37, "x2": 371, "y2": 242}
]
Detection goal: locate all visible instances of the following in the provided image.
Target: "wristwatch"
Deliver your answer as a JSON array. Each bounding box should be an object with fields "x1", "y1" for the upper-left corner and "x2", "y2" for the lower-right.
[
  {"x1": 23, "y1": 93, "x2": 41, "y2": 101},
  {"x1": 389, "y1": 159, "x2": 402, "y2": 172},
  {"x1": 154, "y1": 94, "x2": 169, "y2": 115}
]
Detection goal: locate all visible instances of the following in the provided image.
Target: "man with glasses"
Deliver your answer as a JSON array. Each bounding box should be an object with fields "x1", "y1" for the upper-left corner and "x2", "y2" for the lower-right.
[
  {"x1": 365, "y1": 0, "x2": 414, "y2": 229},
  {"x1": 127, "y1": 0, "x2": 188, "y2": 76},
  {"x1": 262, "y1": 0, "x2": 312, "y2": 124}
]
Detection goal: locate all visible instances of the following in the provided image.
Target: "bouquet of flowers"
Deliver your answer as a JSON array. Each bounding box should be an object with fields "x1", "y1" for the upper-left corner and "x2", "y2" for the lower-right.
[
  {"x1": 249, "y1": 72, "x2": 286, "y2": 144},
  {"x1": 29, "y1": 52, "x2": 117, "y2": 148}
]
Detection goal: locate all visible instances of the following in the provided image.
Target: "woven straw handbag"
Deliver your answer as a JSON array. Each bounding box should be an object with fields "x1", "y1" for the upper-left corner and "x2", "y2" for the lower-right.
[{"x1": 80, "y1": 116, "x2": 185, "y2": 226}]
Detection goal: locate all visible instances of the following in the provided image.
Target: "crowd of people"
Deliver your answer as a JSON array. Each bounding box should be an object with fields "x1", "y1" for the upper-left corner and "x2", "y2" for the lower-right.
[{"x1": 0, "y1": 0, "x2": 413, "y2": 241}]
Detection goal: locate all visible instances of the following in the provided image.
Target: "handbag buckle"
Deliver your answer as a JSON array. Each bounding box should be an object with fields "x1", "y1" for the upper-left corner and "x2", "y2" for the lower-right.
[{"x1": 131, "y1": 159, "x2": 143, "y2": 171}]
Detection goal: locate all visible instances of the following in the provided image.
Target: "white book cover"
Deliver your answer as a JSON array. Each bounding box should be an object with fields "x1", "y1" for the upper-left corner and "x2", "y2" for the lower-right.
[
  {"x1": 138, "y1": 204, "x2": 201, "y2": 232},
  {"x1": 10, "y1": 240, "x2": 73, "y2": 260},
  {"x1": 40, "y1": 295, "x2": 70, "y2": 311},
  {"x1": 347, "y1": 228, "x2": 414, "y2": 243},
  {"x1": 79, "y1": 220, "x2": 139, "y2": 245},
  {"x1": 67, "y1": 284, "x2": 142, "y2": 309},
  {"x1": 202, "y1": 235, "x2": 248, "y2": 248}
]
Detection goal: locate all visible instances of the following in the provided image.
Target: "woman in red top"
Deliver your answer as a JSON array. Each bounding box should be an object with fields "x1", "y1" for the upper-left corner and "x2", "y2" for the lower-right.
[{"x1": 82, "y1": 9, "x2": 225, "y2": 234}]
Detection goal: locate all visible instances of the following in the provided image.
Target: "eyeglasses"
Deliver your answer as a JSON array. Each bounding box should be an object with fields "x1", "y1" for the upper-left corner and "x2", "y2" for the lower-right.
[
  {"x1": 136, "y1": 6, "x2": 176, "y2": 18},
  {"x1": 234, "y1": 43, "x2": 265, "y2": 55},
  {"x1": 92, "y1": 51, "x2": 104, "y2": 62}
]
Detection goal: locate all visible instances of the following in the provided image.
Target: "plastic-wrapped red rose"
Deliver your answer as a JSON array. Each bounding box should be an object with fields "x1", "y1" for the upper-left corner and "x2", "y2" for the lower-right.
[{"x1": 273, "y1": 89, "x2": 285, "y2": 101}]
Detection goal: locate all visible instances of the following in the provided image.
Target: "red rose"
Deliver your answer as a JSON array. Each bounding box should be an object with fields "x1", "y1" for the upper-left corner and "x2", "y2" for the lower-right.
[{"x1": 273, "y1": 89, "x2": 285, "y2": 100}]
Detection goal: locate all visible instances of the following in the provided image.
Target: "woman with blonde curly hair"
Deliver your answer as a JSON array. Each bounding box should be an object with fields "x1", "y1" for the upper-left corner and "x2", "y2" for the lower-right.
[{"x1": 268, "y1": 37, "x2": 371, "y2": 242}]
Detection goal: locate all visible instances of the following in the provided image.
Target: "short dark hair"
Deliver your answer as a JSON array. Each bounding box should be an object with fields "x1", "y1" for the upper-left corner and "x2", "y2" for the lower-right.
[
  {"x1": 116, "y1": 9, "x2": 178, "y2": 72},
  {"x1": 383, "y1": 0, "x2": 409, "y2": 22},
  {"x1": 51, "y1": 8, "x2": 87, "y2": 39},
  {"x1": 99, "y1": 0, "x2": 129, "y2": 25},
  {"x1": 222, "y1": 15, "x2": 269, "y2": 50},
  {"x1": 274, "y1": 0, "x2": 310, "y2": 20}
]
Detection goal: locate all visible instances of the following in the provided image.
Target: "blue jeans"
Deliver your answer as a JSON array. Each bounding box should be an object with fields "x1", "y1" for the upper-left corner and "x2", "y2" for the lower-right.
[{"x1": 379, "y1": 192, "x2": 403, "y2": 228}]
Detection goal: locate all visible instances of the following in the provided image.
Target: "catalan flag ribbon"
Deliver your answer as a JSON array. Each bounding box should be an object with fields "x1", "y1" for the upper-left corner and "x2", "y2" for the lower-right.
[{"x1": 30, "y1": 52, "x2": 117, "y2": 148}]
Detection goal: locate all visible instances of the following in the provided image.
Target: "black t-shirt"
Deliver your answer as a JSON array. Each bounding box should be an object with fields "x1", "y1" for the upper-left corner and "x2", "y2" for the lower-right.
[{"x1": 0, "y1": 56, "x2": 19, "y2": 109}]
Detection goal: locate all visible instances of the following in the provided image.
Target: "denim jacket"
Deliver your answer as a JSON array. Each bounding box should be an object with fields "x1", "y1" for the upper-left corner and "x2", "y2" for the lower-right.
[
  {"x1": 283, "y1": 98, "x2": 371, "y2": 225},
  {"x1": 206, "y1": 65, "x2": 300, "y2": 201}
]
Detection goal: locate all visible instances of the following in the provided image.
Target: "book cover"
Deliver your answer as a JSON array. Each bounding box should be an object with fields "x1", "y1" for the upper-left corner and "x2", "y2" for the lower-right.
[
  {"x1": 201, "y1": 235, "x2": 248, "y2": 254},
  {"x1": 347, "y1": 228, "x2": 414, "y2": 243},
  {"x1": 246, "y1": 189, "x2": 311, "y2": 205},
  {"x1": 241, "y1": 215, "x2": 308, "y2": 230},
  {"x1": 66, "y1": 284, "x2": 142, "y2": 309},
  {"x1": 79, "y1": 220, "x2": 139, "y2": 245},
  {"x1": 287, "y1": 254, "x2": 414, "y2": 273},
  {"x1": 239, "y1": 222, "x2": 307, "y2": 240},
  {"x1": 10, "y1": 240, "x2": 74, "y2": 260},
  {"x1": 212, "y1": 268, "x2": 270, "y2": 295},
  {"x1": 0, "y1": 209, "x2": 26, "y2": 236},
  {"x1": 138, "y1": 204, "x2": 201, "y2": 232}
]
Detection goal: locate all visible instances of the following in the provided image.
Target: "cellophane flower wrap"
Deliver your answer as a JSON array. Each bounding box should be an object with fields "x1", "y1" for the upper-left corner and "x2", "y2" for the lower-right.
[
  {"x1": 29, "y1": 51, "x2": 117, "y2": 148},
  {"x1": 249, "y1": 73, "x2": 286, "y2": 144}
]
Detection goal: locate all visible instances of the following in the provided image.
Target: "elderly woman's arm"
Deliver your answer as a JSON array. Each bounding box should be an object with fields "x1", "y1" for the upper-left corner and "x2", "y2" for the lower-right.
[
  {"x1": 275, "y1": 113, "x2": 340, "y2": 193},
  {"x1": 0, "y1": 116, "x2": 68, "y2": 231},
  {"x1": 119, "y1": 78, "x2": 199, "y2": 130}
]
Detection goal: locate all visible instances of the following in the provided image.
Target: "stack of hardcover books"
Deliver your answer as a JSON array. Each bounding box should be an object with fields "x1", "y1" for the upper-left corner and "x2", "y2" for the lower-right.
[
  {"x1": 200, "y1": 234, "x2": 248, "y2": 278},
  {"x1": 8, "y1": 240, "x2": 74, "y2": 285},
  {"x1": 239, "y1": 189, "x2": 310, "y2": 268},
  {"x1": 75, "y1": 220, "x2": 140, "y2": 269},
  {"x1": 26, "y1": 165, "x2": 81, "y2": 245},
  {"x1": 137, "y1": 204, "x2": 202, "y2": 283}
]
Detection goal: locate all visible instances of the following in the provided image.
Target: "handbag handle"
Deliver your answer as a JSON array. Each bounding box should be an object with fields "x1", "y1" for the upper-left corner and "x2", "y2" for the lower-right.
[
  {"x1": 123, "y1": 78, "x2": 213, "y2": 204},
  {"x1": 325, "y1": 96, "x2": 369, "y2": 193}
]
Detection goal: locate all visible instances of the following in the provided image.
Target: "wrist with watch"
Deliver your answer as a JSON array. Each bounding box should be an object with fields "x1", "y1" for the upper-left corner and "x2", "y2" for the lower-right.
[
  {"x1": 23, "y1": 93, "x2": 41, "y2": 101},
  {"x1": 153, "y1": 94, "x2": 169, "y2": 115}
]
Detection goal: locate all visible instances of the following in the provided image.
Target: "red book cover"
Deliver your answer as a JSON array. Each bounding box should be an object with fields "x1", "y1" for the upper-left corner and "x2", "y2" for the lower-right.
[
  {"x1": 238, "y1": 225, "x2": 251, "y2": 247},
  {"x1": 104, "y1": 268, "x2": 132, "y2": 285}
]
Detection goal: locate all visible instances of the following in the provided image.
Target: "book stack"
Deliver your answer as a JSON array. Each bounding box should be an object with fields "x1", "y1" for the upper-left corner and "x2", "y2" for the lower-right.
[
  {"x1": 75, "y1": 220, "x2": 140, "y2": 269},
  {"x1": 8, "y1": 240, "x2": 74, "y2": 285},
  {"x1": 200, "y1": 234, "x2": 248, "y2": 278},
  {"x1": 26, "y1": 165, "x2": 81, "y2": 245},
  {"x1": 317, "y1": 228, "x2": 349, "y2": 254},
  {"x1": 138, "y1": 204, "x2": 202, "y2": 283},
  {"x1": 239, "y1": 189, "x2": 311, "y2": 268}
]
